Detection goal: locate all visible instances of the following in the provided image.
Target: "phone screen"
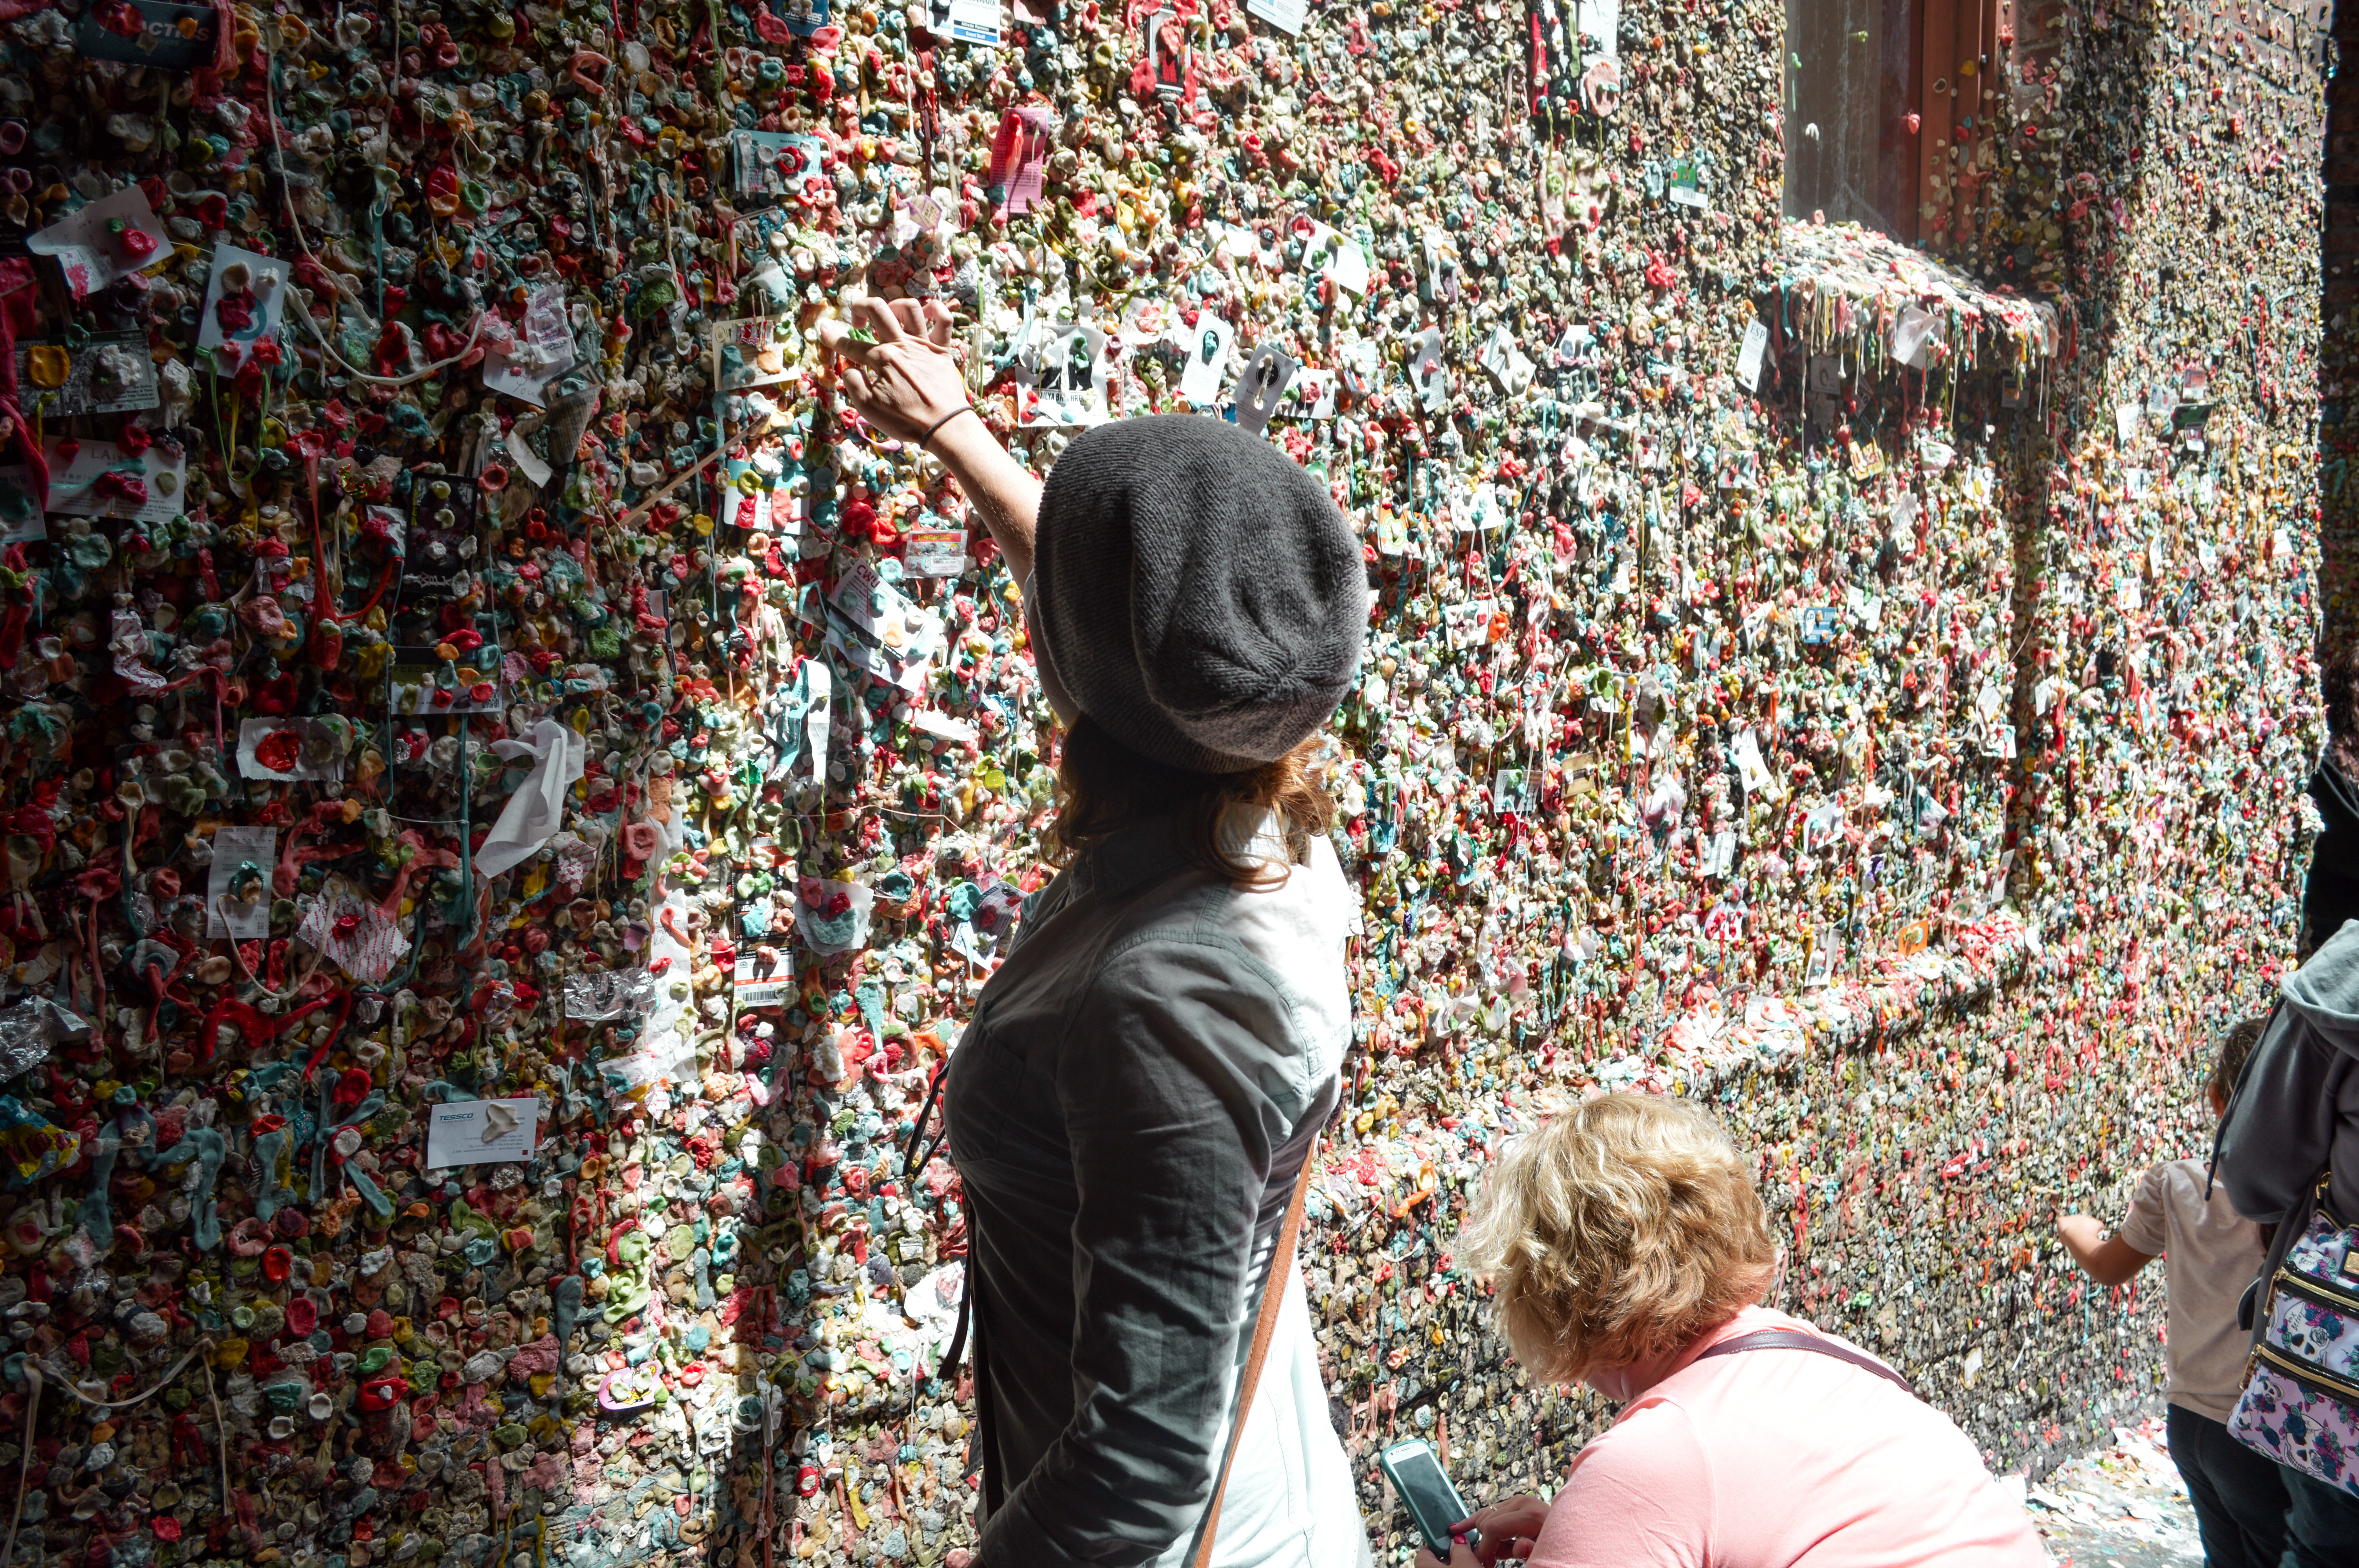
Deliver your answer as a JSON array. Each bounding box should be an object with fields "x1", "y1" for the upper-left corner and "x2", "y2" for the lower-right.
[{"x1": 1381, "y1": 1438, "x2": 1472, "y2": 1554}]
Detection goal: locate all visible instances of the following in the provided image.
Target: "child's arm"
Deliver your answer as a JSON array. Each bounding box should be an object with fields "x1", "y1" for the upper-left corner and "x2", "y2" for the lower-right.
[{"x1": 2056, "y1": 1213, "x2": 2158, "y2": 1287}]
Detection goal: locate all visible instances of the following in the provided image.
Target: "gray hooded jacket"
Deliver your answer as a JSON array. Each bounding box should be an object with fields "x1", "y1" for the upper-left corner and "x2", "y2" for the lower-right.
[{"x1": 2216, "y1": 918, "x2": 2359, "y2": 1319}]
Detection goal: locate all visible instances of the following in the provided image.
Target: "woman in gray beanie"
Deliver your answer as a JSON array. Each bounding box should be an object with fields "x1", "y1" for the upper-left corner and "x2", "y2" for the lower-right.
[{"x1": 820, "y1": 299, "x2": 1373, "y2": 1568}]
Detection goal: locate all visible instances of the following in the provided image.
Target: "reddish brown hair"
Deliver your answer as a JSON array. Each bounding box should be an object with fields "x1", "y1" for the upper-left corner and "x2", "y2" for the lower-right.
[{"x1": 1047, "y1": 716, "x2": 1334, "y2": 887}]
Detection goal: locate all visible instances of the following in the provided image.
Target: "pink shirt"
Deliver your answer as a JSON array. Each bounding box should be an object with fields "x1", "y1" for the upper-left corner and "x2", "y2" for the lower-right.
[{"x1": 1526, "y1": 1306, "x2": 2045, "y2": 1568}]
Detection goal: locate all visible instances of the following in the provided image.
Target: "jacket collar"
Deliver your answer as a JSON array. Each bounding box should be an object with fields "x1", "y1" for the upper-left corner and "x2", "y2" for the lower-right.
[
  {"x1": 1078, "y1": 808, "x2": 1293, "y2": 903},
  {"x1": 1080, "y1": 814, "x2": 1192, "y2": 904}
]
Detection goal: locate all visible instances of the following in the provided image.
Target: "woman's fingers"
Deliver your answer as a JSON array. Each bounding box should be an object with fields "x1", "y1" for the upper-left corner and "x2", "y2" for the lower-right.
[
  {"x1": 1470, "y1": 1495, "x2": 1551, "y2": 1541},
  {"x1": 814, "y1": 316, "x2": 855, "y2": 353},
  {"x1": 821, "y1": 301, "x2": 956, "y2": 370},
  {"x1": 1434, "y1": 1490, "x2": 1547, "y2": 1556},
  {"x1": 1411, "y1": 1544, "x2": 1483, "y2": 1568},
  {"x1": 858, "y1": 296, "x2": 911, "y2": 343},
  {"x1": 813, "y1": 299, "x2": 971, "y2": 444},
  {"x1": 813, "y1": 317, "x2": 873, "y2": 365},
  {"x1": 1446, "y1": 1495, "x2": 1550, "y2": 1566}
]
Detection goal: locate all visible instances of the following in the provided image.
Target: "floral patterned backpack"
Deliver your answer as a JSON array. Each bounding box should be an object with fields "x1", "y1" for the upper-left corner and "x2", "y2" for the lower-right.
[{"x1": 2225, "y1": 1171, "x2": 2359, "y2": 1496}]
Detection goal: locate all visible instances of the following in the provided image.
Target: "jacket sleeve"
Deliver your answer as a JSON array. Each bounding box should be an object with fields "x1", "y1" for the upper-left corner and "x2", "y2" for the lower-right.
[
  {"x1": 976, "y1": 938, "x2": 1305, "y2": 1568},
  {"x1": 2219, "y1": 1005, "x2": 2343, "y2": 1224}
]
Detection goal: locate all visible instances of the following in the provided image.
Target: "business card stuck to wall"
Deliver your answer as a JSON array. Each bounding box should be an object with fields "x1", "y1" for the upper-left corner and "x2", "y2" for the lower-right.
[{"x1": 426, "y1": 1097, "x2": 542, "y2": 1168}]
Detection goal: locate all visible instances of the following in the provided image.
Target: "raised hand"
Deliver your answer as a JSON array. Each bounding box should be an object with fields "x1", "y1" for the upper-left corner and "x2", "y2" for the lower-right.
[{"x1": 814, "y1": 296, "x2": 971, "y2": 447}]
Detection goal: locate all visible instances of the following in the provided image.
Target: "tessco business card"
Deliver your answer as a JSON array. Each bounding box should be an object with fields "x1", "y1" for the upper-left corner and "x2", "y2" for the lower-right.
[{"x1": 426, "y1": 1097, "x2": 542, "y2": 1168}]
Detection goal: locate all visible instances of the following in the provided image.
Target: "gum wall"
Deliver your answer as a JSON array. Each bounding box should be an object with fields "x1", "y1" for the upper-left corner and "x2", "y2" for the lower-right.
[{"x1": 0, "y1": 0, "x2": 2329, "y2": 1560}]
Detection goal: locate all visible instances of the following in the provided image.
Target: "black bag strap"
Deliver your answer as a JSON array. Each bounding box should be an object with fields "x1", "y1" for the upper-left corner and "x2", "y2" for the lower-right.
[
  {"x1": 1694, "y1": 1329, "x2": 1918, "y2": 1399},
  {"x1": 2206, "y1": 995, "x2": 2287, "y2": 1202},
  {"x1": 895, "y1": 1058, "x2": 977, "y2": 1390}
]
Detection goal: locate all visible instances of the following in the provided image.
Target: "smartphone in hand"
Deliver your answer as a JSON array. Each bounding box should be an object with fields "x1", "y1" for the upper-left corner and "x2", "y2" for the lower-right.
[{"x1": 1379, "y1": 1437, "x2": 1479, "y2": 1559}]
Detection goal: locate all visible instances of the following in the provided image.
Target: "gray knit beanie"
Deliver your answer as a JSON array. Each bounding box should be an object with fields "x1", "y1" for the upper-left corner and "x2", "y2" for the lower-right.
[{"x1": 1032, "y1": 415, "x2": 1366, "y2": 774}]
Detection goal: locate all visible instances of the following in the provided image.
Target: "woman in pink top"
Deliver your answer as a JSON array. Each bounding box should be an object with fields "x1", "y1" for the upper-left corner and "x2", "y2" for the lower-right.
[{"x1": 1415, "y1": 1094, "x2": 2046, "y2": 1568}]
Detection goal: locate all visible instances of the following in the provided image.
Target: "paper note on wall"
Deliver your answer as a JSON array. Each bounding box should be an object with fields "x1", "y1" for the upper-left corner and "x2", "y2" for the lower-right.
[
  {"x1": 205, "y1": 826, "x2": 278, "y2": 940},
  {"x1": 426, "y1": 1097, "x2": 543, "y2": 1168},
  {"x1": 1736, "y1": 320, "x2": 1770, "y2": 392},
  {"x1": 27, "y1": 186, "x2": 168, "y2": 301}
]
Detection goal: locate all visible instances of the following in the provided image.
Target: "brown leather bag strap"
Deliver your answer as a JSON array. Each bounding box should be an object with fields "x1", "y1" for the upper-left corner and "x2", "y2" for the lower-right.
[
  {"x1": 1695, "y1": 1328, "x2": 1919, "y2": 1399},
  {"x1": 1190, "y1": 1140, "x2": 1320, "y2": 1568}
]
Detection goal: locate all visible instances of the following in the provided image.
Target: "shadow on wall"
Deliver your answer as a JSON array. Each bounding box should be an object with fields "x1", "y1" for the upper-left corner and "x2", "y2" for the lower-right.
[{"x1": 2322, "y1": 0, "x2": 2359, "y2": 730}]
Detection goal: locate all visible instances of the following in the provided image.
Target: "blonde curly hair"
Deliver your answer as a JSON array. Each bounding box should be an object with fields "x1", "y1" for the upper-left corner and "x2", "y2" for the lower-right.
[{"x1": 1456, "y1": 1093, "x2": 1777, "y2": 1384}]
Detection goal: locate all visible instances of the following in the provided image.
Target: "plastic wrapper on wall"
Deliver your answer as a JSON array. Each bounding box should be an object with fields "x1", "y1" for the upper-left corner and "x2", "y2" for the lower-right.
[{"x1": 0, "y1": 0, "x2": 2327, "y2": 1563}]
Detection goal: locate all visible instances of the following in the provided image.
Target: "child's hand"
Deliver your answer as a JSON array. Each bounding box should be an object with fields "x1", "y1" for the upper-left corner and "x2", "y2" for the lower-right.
[
  {"x1": 2056, "y1": 1212, "x2": 2157, "y2": 1286},
  {"x1": 2056, "y1": 1212, "x2": 2102, "y2": 1248}
]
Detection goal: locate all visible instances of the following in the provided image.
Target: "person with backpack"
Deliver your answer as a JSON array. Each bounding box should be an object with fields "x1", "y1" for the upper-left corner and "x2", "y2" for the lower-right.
[{"x1": 2214, "y1": 918, "x2": 2359, "y2": 1565}]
